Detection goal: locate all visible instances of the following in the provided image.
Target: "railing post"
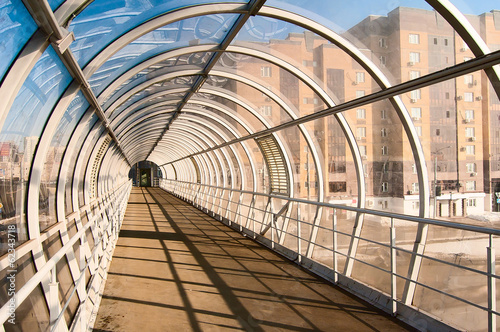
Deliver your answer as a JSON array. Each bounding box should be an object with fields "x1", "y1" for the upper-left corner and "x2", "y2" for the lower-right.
[
  {"x1": 488, "y1": 234, "x2": 496, "y2": 332},
  {"x1": 297, "y1": 204, "x2": 302, "y2": 264},
  {"x1": 80, "y1": 234, "x2": 87, "y2": 332},
  {"x1": 390, "y1": 217, "x2": 397, "y2": 316},
  {"x1": 333, "y1": 208, "x2": 338, "y2": 283},
  {"x1": 49, "y1": 266, "x2": 61, "y2": 331}
]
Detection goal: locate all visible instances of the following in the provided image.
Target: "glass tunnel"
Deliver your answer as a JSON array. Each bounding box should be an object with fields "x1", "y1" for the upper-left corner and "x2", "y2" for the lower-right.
[{"x1": 0, "y1": 0, "x2": 500, "y2": 331}]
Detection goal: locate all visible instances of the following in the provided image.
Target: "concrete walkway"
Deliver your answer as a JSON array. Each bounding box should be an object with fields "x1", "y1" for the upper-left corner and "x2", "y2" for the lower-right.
[{"x1": 93, "y1": 187, "x2": 415, "y2": 331}]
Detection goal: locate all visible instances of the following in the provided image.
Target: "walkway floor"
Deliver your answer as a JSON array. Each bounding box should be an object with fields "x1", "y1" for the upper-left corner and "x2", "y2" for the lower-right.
[{"x1": 93, "y1": 187, "x2": 415, "y2": 331}]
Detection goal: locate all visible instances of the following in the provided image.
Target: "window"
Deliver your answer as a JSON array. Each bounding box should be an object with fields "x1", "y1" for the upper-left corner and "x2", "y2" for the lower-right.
[
  {"x1": 462, "y1": 41, "x2": 469, "y2": 51},
  {"x1": 379, "y1": 38, "x2": 387, "y2": 48},
  {"x1": 433, "y1": 38, "x2": 438, "y2": 45},
  {"x1": 446, "y1": 110, "x2": 451, "y2": 118},
  {"x1": 383, "y1": 163, "x2": 389, "y2": 173},
  {"x1": 381, "y1": 109, "x2": 387, "y2": 119},
  {"x1": 261, "y1": 66, "x2": 271, "y2": 77},
  {"x1": 436, "y1": 129, "x2": 440, "y2": 136},
  {"x1": 356, "y1": 90, "x2": 365, "y2": 98},
  {"x1": 412, "y1": 201, "x2": 420, "y2": 210},
  {"x1": 409, "y1": 52, "x2": 420, "y2": 63},
  {"x1": 313, "y1": 98, "x2": 318, "y2": 105},
  {"x1": 381, "y1": 128, "x2": 387, "y2": 137},
  {"x1": 465, "y1": 145, "x2": 475, "y2": 155},
  {"x1": 409, "y1": 70, "x2": 420, "y2": 80},
  {"x1": 465, "y1": 127, "x2": 475, "y2": 138},
  {"x1": 356, "y1": 127, "x2": 366, "y2": 139},
  {"x1": 465, "y1": 109, "x2": 475, "y2": 120},
  {"x1": 409, "y1": 33, "x2": 420, "y2": 44},
  {"x1": 356, "y1": 72, "x2": 365, "y2": 83},
  {"x1": 411, "y1": 182, "x2": 419, "y2": 193},
  {"x1": 445, "y1": 92, "x2": 450, "y2": 99},
  {"x1": 466, "y1": 181, "x2": 476, "y2": 191},
  {"x1": 359, "y1": 145, "x2": 367, "y2": 157},
  {"x1": 416, "y1": 126, "x2": 422, "y2": 136},
  {"x1": 464, "y1": 74, "x2": 474, "y2": 85},
  {"x1": 411, "y1": 107, "x2": 422, "y2": 119},
  {"x1": 329, "y1": 181, "x2": 347, "y2": 192},
  {"x1": 380, "y1": 56, "x2": 386, "y2": 66},
  {"x1": 410, "y1": 89, "x2": 421, "y2": 100},
  {"x1": 412, "y1": 164, "x2": 417, "y2": 174},
  {"x1": 444, "y1": 38, "x2": 448, "y2": 46},
  {"x1": 466, "y1": 163, "x2": 476, "y2": 173},
  {"x1": 382, "y1": 146, "x2": 388, "y2": 155},
  {"x1": 303, "y1": 97, "x2": 308, "y2": 104},
  {"x1": 382, "y1": 182, "x2": 389, "y2": 192},
  {"x1": 356, "y1": 108, "x2": 366, "y2": 119},
  {"x1": 464, "y1": 92, "x2": 474, "y2": 102},
  {"x1": 466, "y1": 198, "x2": 477, "y2": 207},
  {"x1": 260, "y1": 105, "x2": 272, "y2": 116}
]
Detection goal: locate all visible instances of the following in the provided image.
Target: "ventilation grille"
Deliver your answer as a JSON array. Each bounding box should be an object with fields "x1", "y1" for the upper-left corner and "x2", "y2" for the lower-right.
[
  {"x1": 190, "y1": 157, "x2": 201, "y2": 183},
  {"x1": 89, "y1": 136, "x2": 111, "y2": 199},
  {"x1": 256, "y1": 135, "x2": 290, "y2": 196}
]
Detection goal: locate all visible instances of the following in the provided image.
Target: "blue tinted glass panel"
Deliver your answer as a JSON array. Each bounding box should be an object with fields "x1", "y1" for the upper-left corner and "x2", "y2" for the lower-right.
[
  {"x1": 89, "y1": 15, "x2": 236, "y2": 96},
  {"x1": 100, "y1": 52, "x2": 213, "y2": 108},
  {"x1": 0, "y1": 45, "x2": 72, "y2": 234},
  {"x1": 69, "y1": 0, "x2": 245, "y2": 67},
  {"x1": 47, "y1": 0, "x2": 64, "y2": 10},
  {"x1": 0, "y1": 0, "x2": 38, "y2": 83},
  {"x1": 40, "y1": 92, "x2": 89, "y2": 226}
]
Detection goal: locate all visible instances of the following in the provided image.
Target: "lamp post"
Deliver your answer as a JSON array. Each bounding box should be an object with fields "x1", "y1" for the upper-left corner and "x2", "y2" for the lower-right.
[{"x1": 432, "y1": 146, "x2": 451, "y2": 218}]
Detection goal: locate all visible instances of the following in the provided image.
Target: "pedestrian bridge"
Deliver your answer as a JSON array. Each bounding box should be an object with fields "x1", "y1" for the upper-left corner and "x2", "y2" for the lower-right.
[{"x1": 1, "y1": 0, "x2": 500, "y2": 331}]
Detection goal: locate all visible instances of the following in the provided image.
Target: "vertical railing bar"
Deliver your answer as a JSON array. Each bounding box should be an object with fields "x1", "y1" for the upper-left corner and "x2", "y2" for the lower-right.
[
  {"x1": 333, "y1": 208, "x2": 338, "y2": 283},
  {"x1": 488, "y1": 234, "x2": 496, "y2": 332},
  {"x1": 391, "y1": 217, "x2": 397, "y2": 316}
]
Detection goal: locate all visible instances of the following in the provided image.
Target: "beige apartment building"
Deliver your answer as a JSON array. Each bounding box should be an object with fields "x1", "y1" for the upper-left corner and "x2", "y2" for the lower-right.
[{"x1": 232, "y1": 7, "x2": 500, "y2": 217}]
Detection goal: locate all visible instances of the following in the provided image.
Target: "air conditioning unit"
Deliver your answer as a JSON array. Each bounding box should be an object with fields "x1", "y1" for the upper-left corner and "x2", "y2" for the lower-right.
[
  {"x1": 471, "y1": 172, "x2": 477, "y2": 176},
  {"x1": 456, "y1": 96, "x2": 463, "y2": 100},
  {"x1": 367, "y1": 200, "x2": 374, "y2": 207},
  {"x1": 364, "y1": 172, "x2": 369, "y2": 178},
  {"x1": 408, "y1": 61, "x2": 415, "y2": 66},
  {"x1": 460, "y1": 47, "x2": 468, "y2": 52},
  {"x1": 410, "y1": 98, "x2": 417, "y2": 103},
  {"x1": 353, "y1": 81, "x2": 359, "y2": 85},
  {"x1": 361, "y1": 155, "x2": 367, "y2": 160},
  {"x1": 409, "y1": 190, "x2": 414, "y2": 194},
  {"x1": 357, "y1": 136, "x2": 364, "y2": 140},
  {"x1": 464, "y1": 118, "x2": 471, "y2": 123},
  {"x1": 469, "y1": 137, "x2": 476, "y2": 141},
  {"x1": 412, "y1": 116, "x2": 420, "y2": 121},
  {"x1": 476, "y1": 96, "x2": 483, "y2": 101}
]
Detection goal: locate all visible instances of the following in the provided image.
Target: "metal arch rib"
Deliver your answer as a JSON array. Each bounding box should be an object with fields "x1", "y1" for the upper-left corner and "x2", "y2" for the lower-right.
[{"x1": 144, "y1": 0, "x2": 269, "y2": 162}]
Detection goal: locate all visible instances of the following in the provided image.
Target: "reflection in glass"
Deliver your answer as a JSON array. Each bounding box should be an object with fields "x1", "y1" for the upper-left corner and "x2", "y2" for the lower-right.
[
  {"x1": 39, "y1": 92, "x2": 89, "y2": 231},
  {"x1": 0, "y1": 46, "x2": 72, "y2": 253}
]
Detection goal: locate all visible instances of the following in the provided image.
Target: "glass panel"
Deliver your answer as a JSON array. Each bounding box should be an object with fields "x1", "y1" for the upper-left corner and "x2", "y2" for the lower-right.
[
  {"x1": 0, "y1": 46, "x2": 72, "y2": 245},
  {"x1": 0, "y1": 0, "x2": 37, "y2": 82},
  {"x1": 89, "y1": 14, "x2": 237, "y2": 96},
  {"x1": 202, "y1": 74, "x2": 295, "y2": 125},
  {"x1": 101, "y1": 52, "x2": 214, "y2": 107},
  {"x1": 40, "y1": 92, "x2": 89, "y2": 230},
  {"x1": 69, "y1": 1, "x2": 245, "y2": 67},
  {"x1": 65, "y1": 115, "x2": 99, "y2": 216},
  {"x1": 261, "y1": 2, "x2": 484, "y2": 87},
  {"x1": 106, "y1": 76, "x2": 193, "y2": 119}
]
